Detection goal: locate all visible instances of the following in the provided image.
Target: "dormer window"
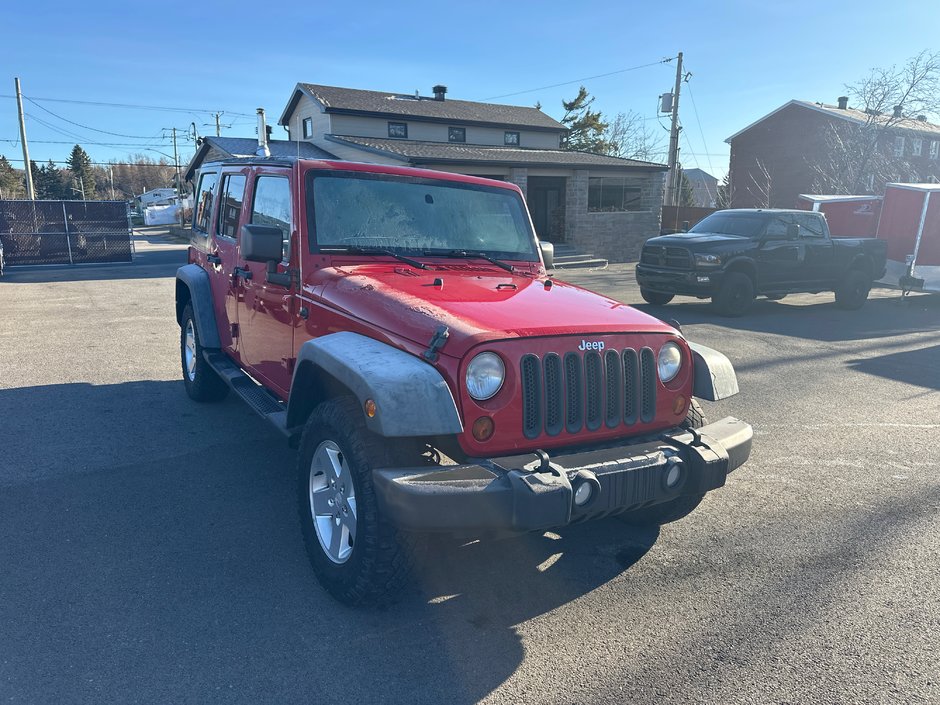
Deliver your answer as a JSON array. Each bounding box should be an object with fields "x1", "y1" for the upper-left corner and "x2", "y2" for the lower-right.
[
  {"x1": 448, "y1": 126, "x2": 466, "y2": 143},
  {"x1": 388, "y1": 122, "x2": 408, "y2": 138},
  {"x1": 504, "y1": 131, "x2": 520, "y2": 146},
  {"x1": 302, "y1": 117, "x2": 313, "y2": 139}
]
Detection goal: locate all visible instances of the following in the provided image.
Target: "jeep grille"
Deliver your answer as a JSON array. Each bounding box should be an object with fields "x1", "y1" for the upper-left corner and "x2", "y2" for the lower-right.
[{"x1": 520, "y1": 346, "x2": 657, "y2": 439}]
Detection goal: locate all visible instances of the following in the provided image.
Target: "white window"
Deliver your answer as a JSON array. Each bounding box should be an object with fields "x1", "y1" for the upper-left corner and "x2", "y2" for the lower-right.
[
  {"x1": 894, "y1": 136, "x2": 905, "y2": 157},
  {"x1": 913, "y1": 138, "x2": 923, "y2": 157},
  {"x1": 931, "y1": 141, "x2": 939, "y2": 160},
  {"x1": 302, "y1": 117, "x2": 313, "y2": 139}
]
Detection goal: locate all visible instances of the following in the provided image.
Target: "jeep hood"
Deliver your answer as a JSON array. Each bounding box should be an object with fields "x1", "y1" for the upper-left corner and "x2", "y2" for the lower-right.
[{"x1": 309, "y1": 263, "x2": 676, "y2": 357}]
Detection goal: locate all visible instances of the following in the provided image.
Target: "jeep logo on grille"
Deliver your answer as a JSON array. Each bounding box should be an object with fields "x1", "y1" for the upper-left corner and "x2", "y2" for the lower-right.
[{"x1": 578, "y1": 340, "x2": 605, "y2": 351}]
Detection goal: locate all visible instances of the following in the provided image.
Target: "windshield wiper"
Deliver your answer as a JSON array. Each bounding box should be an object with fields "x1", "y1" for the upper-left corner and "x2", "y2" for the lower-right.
[
  {"x1": 321, "y1": 246, "x2": 430, "y2": 270},
  {"x1": 434, "y1": 249, "x2": 516, "y2": 273}
]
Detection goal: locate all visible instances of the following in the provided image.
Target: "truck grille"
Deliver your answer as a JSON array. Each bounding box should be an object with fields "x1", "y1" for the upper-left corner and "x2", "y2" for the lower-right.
[
  {"x1": 521, "y1": 347, "x2": 657, "y2": 439},
  {"x1": 640, "y1": 245, "x2": 692, "y2": 269}
]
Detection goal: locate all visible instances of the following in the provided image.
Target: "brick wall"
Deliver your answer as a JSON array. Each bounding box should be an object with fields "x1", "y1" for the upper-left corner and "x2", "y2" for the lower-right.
[{"x1": 564, "y1": 170, "x2": 664, "y2": 263}]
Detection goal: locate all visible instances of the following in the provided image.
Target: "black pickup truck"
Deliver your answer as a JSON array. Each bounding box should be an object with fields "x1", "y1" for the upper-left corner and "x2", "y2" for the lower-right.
[{"x1": 636, "y1": 209, "x2": 888, "y2": 316}]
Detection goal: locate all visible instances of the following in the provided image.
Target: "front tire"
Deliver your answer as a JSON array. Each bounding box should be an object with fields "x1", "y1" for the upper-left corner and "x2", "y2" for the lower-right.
[
  {"x1": 297, "y1": 396, "x2": 421, "y2": 606},
  {"x1": 835, "y1": 269, "x2": 871, "y2": 310},
  {"x1": 618, "y1": 400, "x2": 707, "y2": 527},
  {"x1": 713, "y1": 271, "x2": 754, "y2": 317},
  {"x1": 180, "y1": 303, "x2": 228, "y2": 402},
  {"x1": 640, "y1": 288, "x2": 675, "y2": 306}
]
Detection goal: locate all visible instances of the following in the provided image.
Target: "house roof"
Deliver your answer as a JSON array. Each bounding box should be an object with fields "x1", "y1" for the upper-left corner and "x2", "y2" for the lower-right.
[
  {"x1": 325, "y1": 135, "x2": 668, "y2": 170},
  {"x1": 280, "y1": 83, "x2": 565, "y2": 132},
  {"x1": 184, "y1": 136, "x2": 335, "y2": 181},
  {"x1": 726, "y1": 99, "x2": 940, "y2": 143},
  {"x1": 682, "y1": 168, "x2": 717, "y2": 181}
]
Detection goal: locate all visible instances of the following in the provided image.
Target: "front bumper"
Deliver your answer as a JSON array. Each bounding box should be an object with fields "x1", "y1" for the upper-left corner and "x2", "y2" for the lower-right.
[
  {"x1": 636, "y1": 264, "x2": 722, "y2": 296},
  {"x1": 373, "y1": 416, "x2": 752, "y2": 532}
]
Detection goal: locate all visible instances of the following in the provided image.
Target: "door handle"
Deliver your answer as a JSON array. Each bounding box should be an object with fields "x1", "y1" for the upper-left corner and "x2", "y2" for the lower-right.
[{"x1": 206, "y1": 253, "x2": 222, "y2": 265}]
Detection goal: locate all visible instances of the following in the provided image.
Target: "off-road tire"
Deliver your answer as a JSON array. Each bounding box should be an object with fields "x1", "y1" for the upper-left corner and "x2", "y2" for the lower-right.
[
  {"x1": 640, "y1": 288, "x2": 675, "y2": 306},
  {"x1": 713, "y1": 271, "x2": 755, "y2": 317},
  {"x1": 180, "y1": 303, "x2": 229, "y2": 402},
  {"x1": 835, "y1": 269, "x2": 872, "y2": 310},
  {"x1": 297, "y1": 396, "x2": 422, "y2": 606},
  {"x1": 618, "y1": 399, "x2": 707, "y2": 527}
]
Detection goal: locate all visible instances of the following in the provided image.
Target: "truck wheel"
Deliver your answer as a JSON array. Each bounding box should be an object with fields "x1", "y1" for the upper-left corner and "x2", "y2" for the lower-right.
[
  {"x1": 640, "y1": 288, "x2": 675, "y2": 306},
  {"x1": 835, "y1": 269, "x2": 871, "y2": 310},
  {"x1": 180, "y1": 303, "x2": 229, "y2": 402},
  {"x1": 297, "y1": 396, "x2": 421, "y2": 606},
  {"x1": 618, "y1": 399, "x2": 707, "y2": 527},
  {"x1": 713, "y1": 272, "x2": 754, "y2": 316}
]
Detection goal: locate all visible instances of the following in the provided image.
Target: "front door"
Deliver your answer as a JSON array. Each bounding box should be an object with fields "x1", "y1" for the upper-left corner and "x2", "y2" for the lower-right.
[
  {"x1": 237, "y1": 171, "x2": 296, "y2": 396},
  {"x1": 757, "y1": 212, "x2": 805, "y2": 290},
  {"x1": 527, "y1": 177, "x2": 566, "y2": 242}
]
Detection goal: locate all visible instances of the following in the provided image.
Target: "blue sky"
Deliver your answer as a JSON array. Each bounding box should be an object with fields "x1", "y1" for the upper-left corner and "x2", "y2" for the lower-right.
[{"x1": 4, "y1": 0, "x2": 939, "y2": 180}]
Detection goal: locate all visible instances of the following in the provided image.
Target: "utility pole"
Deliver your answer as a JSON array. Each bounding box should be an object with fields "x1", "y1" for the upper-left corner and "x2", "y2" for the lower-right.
[
  {"x1": 15, "y1": 77, "x2": 35, "y2": 200},
  {"x1": 665, "y1": 52, "x2": 683, "y2": 207},
  {"x1": 170, "y1": 127, "x2": 183, "y2": 227},
  {"x1": 214, "y1": 112, "x2": 222, "y2": 137}
]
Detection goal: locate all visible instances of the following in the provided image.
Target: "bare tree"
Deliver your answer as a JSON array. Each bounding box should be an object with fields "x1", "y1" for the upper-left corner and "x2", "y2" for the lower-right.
[
  {"x1": 745, "y1": 158, "x2": 773, "y2": 208},
  {"x1": 604, "y1": 111, "x2": 667, "y2": 162},
  {"x1": 817, "y1": 50, "x2": 940, "y2": 192}
]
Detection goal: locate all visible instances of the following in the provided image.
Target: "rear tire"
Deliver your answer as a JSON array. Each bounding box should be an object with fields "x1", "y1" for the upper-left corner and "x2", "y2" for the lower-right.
[
  {"x1": 180, "y1": 303, "x2": 229, "y2": 402},
  {"x1": 713, "y1": 272, "x2": 754, "y2": 317},
  {"x1": 640, "y1": 288, "x2": 675, "y2": 306},
  {"x1": 618, "y1": 399, "x2": 707, "y2": 527},
  {"x1": 835, "y1": 269, "x2": 871, "y2": 310},
  {"x1": 297, "y1": 396, "x2": 422, "y2": 606}
]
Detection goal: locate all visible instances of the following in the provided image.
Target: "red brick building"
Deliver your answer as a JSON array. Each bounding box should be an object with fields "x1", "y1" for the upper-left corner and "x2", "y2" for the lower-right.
[{"x1": 726, "y1": 99, "x2": 940, "y2": 208}]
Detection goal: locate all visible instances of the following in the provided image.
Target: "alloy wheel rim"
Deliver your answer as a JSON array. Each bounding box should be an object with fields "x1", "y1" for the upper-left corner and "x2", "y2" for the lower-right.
[
  {"x1": 309, "y1": 440, "x2": 357, "y2": 564},
  {"x1": 184, "y1": 320, "x2": 197, "y2": 382}
]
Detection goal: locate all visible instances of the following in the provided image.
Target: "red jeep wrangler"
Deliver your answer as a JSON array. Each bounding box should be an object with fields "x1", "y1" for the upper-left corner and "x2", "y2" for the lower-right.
[{"x1": 176, "y1": 157, "x2": 752, "y2": 605}]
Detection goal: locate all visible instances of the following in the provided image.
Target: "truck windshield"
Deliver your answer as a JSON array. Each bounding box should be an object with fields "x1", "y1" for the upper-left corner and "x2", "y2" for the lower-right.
[
  {"x1": 307, "y1": 172, "x2": 539, "y2": 261},
  {"x1": 689, "y1": 212, "x2": 766, "y2": 237}
]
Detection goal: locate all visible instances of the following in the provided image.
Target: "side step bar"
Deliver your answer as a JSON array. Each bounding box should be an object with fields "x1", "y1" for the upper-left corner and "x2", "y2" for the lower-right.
[{"x1": 203, "y1": 350, "x2": 293, "y2": 439}]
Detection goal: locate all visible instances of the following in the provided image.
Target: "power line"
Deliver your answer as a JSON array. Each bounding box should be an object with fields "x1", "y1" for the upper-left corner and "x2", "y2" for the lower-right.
[
  {"x1": 2, "y1": 138, "x2": 175, "y2": 147},
  {"x1": 480, "y1": 57, "x2": 674, "y2": 101},
  {"x1": 25, "y1": 97, "x2": 161, "y2": 140},
  {"x1": 0, "y1": 93, "x2": 254, "y2": 117},
  {"x1": 2, "y1": 156, "x2": 177, "y2": 167},
  {"x1": 684, "y1": 80, "x2": 717, "y2": 178}
]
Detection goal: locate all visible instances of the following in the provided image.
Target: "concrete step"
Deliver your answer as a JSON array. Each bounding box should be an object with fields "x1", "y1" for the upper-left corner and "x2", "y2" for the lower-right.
[{"x1": 553, "y1": 257, "x2": 609, "y2": 270}]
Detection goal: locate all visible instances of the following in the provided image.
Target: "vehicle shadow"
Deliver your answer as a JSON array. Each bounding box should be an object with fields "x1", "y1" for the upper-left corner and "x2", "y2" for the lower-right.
[
  {"x1": 0, "y1": 379, "x2": 659, "y2": 705},
  {"x1": 633, "y1": 291, "x2": 940, "y2": 343},
  {"x1": 846, "y1": 343, "x2": 940, "y2": 390}
]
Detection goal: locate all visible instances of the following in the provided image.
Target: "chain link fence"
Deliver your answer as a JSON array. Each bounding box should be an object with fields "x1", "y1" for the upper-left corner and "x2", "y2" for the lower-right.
[{"x1": 0, "y1": 200, "x2": 133, "y2": 266}]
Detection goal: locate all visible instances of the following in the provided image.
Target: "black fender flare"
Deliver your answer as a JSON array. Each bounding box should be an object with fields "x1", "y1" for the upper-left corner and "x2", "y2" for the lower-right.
[
  {"x1": 288, "y1": 332, "x2": 463, "y2": 438},
  {"x1": 722, "y1": 256, "x2": 758, "y2": 286},
  {"x1": 689, "y1": 342, "x2": 739, "y2": 401},
  {"x1": 175, "y1": 264, "x2": 221, "y2": 349}
]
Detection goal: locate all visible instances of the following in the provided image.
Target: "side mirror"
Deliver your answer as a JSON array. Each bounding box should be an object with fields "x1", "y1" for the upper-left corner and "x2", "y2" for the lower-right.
[
  {"x1": 785, "y1": 223, "x2": 801, "y2": 240},
  {"x1": 241, "y1": 223, "x2": 283, "y2": 263},
  {"x1": 539, "y1": 240, "x2": 554, "y2": 270},
  {"x1": 681, "y1": 220, "x2": 690, "y2": 233}
]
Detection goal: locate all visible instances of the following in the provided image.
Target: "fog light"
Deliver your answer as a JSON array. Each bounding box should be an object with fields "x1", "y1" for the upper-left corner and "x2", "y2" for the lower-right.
[
  {"x1": 574, "y1": 481, "x2": 593, "y2": 506},
  {"x1": 471, "y1": 416, "x2": 494, "y2": 441},
  {"x1": 664, "y1": 462, "x2": 683, "y2": 488},
  {"x1": 697, "y1": 276, "x2": 710, "y2": 283}
]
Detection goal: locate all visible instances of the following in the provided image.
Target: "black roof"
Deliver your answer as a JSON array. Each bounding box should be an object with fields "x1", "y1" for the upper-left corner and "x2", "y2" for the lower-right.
[
  {"x1": 280, "y1": 83, "x2": 565, "y2": 132},
  {"x1": 184, "y1": 136, "x2": 335, "y2": 181},
  {"x1": 326, "y1": 135, "x2": 667, "y2": 170}
]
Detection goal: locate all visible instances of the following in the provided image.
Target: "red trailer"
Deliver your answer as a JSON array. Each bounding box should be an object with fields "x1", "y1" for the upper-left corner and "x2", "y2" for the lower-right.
[
  {"x1": 876, "y1": 183, "x2": 940, "y2": 294},
  {"x1": 796, "y1": 194, "x2": 882, "y2": 237}
]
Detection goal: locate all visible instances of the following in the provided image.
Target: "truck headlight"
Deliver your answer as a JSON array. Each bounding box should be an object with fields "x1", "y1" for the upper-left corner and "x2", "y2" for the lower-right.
[
  {"x1": 694, "y1": 253, "x2": 722, "y2": 268},
  {"x1": 466, "y1": 352, "x2": 505, "y2": 400},
  {"x1": 657, "y1": 342, "x2": 682, "y2": 383}
]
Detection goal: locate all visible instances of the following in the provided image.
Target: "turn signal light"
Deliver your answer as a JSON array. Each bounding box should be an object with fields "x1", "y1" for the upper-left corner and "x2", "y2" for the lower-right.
[
  {"x1": 673, "y1": 395, "x2": 686, "y2": 416},
  {"x1": 364, "y1": 399, "x2": 377, "y2": 418},
  {"x1": 471, "y1": 416, "x2": 495, "y2": 441}
]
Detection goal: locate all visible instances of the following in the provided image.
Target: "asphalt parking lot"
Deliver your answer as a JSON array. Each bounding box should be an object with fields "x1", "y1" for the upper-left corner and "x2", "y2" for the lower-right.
[{"x1": 1, "y1": 231, "x2": 938, "y2": 704}]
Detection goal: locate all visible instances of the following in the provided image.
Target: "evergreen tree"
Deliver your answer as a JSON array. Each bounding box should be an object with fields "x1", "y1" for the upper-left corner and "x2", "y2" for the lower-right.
[
  {"x1": 66, "y1": 145, "x2": 95, "y2": 199},
  {"x1": 715, "y1": 172, "x2": 733, "y2": 209},
  {"x1": 27, "y1": 160, "x2": 42, "y2": 197},
  {"x1": 0, "y1": 155, "x2": 23, "y2": 199},
  {"x1": 560, "y1": 86, "x2": 615, "y2": 154},
  {"x1": 678, "y1": 169, "x2": 697, "y2": 207}
]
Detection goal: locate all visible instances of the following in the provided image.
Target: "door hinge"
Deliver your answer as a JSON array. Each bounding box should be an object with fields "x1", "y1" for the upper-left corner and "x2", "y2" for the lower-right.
[{"x1": 230, "y1": 323, "x2": 239, "y2": 339}]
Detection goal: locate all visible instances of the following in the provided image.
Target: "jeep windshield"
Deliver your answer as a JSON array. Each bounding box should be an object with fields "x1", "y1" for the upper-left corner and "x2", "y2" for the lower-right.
[
  {"x1": 307, "y1": 171, "x2": 540, "y2": 262},
  {"x1": 688, "y1": 212, "x2": 766, "y2": 237}
]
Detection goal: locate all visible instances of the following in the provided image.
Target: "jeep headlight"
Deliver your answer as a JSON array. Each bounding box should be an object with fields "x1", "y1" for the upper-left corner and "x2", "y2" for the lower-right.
[
  {"x1": 657, "y1": 342, "x2": 682, "y2": 383},
  {"x1": 694, "y1": 253, "x2": 722, "y2": 268},
  {"x1": 466, "y1": 352, "x2": 505, "y2": 400}
]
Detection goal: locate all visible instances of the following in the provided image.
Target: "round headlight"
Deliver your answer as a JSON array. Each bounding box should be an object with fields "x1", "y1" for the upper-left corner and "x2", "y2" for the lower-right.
[
  {"x1": 657, "y1": 342, "x2": 682, "y2": 383},
  {"x1": 466, "y1": 352, "x2": 505, "y2": 401}
]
